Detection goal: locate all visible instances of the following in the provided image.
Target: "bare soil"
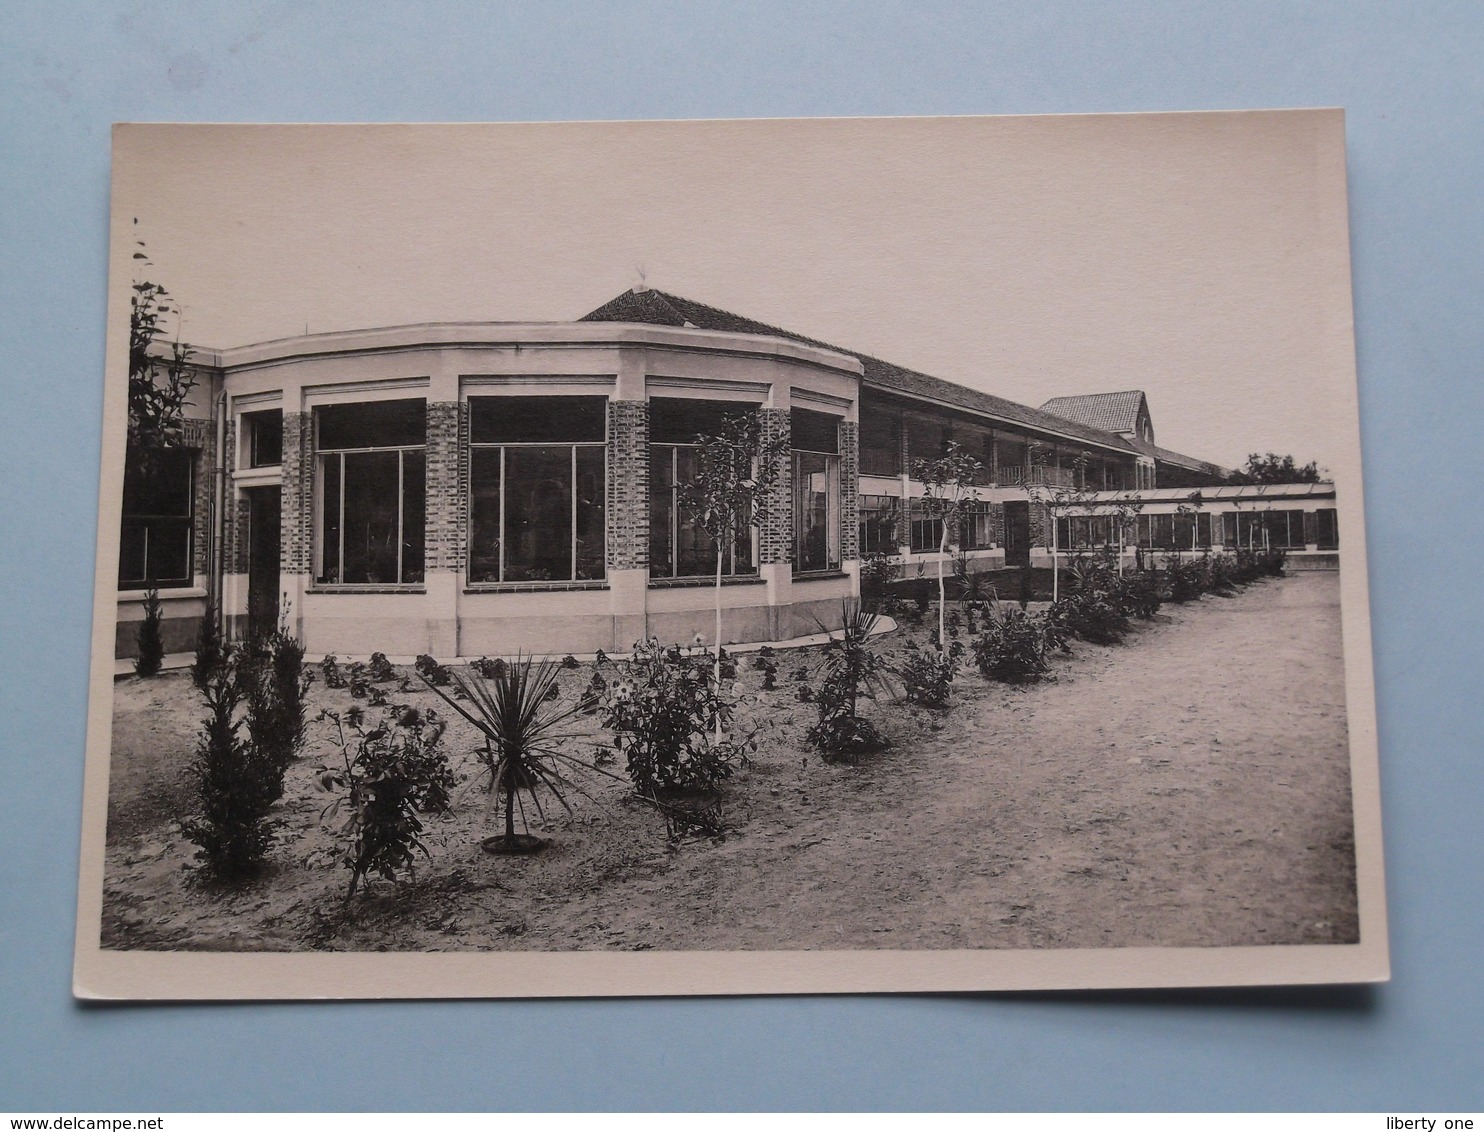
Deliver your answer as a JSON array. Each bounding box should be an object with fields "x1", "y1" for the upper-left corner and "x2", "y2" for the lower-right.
[{"x1": 100, "y1": 572, "x2": 1357, "y2": 953}]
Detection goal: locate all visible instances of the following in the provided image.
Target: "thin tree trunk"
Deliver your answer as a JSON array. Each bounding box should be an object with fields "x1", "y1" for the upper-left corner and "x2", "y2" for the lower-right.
[
  {"x1": 714, "y1": 535, "x2": 724, "y2": 742},
  {"x1": 938, "y1": 523, "x2": 948, "y2": 650},
  {"x1": 505, "y1": 777, "x2": 516, "y2": 842}
]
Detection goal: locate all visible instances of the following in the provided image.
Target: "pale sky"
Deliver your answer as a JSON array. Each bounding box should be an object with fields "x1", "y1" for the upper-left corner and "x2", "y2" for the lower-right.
[{"x1": 112, "y1": 112, "x2": 1360, "y2": 473}]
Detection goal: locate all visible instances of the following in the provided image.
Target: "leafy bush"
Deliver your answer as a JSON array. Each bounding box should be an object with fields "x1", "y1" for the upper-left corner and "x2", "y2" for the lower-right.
[
  {"x1": 760, "y1": 663, "x2": 777, "y2": 691},
  {"x1": 320, "y1": 654, "x2": 347, "y2": 689},
  {"x1": 415, "y1": 653, "x2": 451, "y2": 686},
  {"x1": 973, "y1": 602, "x2": 1053, "y2": 683},
  {"x1": 180, "y1": 659, "x2": 279, "y2": 881},
  {"x1": 1257, "y1": 548, "x2": 1288, "y2": 577},
  {"x1": 860, "y1": 552, "x2": 900, "y2": 612},
  {"x1": 470, "y1": 656, "x2": 506, "y2": 681},
  {"x1": 899, "y1": 643, "x2": 958, "y2": 707},
  {"x1": 601, "y1": 638, "x2": 741, "y2": 796},
  {"x1": 134, "y1": 587, "x2": 165, "y2": 677},
  {"x1": 367, "y1": 652, "x2": 397, "y2": 682},
  {"x1": 806, "y1": 600, "x2": 893, "y2": 762},
  {"x1": 1165, "y1": 556, "x2": 1206, "y2": 603},
  {"x1": 319, "y1": 705, "x2": 455, "y2": 900},
  {"x1": 1047, "y1": 588, "x2": 1130, "y2": 646},
  {"x1": 1119, "y1": 569, "x2": 1164, "y2": 620},
  {"x1": 191, "y1": 601, "x2": 226, "y2": 689}
]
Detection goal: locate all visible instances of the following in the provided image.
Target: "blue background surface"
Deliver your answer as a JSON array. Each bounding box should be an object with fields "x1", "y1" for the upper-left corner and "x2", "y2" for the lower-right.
[{"x1": 1, "y1": 1, "x2": 1480, "y2": 1111}]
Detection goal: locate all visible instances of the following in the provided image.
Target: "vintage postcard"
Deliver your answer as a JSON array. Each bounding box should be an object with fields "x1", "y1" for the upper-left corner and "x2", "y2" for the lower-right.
[{"x1": 75, "y1": 111, "x2": 1387, "y2": 999}]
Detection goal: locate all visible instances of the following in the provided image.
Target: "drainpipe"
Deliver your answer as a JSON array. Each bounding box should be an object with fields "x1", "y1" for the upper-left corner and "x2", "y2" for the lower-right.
[{"x1": 211, "y1": 387, "x2": 227, "y2": 634}]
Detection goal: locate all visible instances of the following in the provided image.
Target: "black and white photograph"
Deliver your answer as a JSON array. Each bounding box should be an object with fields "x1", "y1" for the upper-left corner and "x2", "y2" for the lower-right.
[{"x1": 75, "y1": 111, "x2": 1386, "y2": 998}]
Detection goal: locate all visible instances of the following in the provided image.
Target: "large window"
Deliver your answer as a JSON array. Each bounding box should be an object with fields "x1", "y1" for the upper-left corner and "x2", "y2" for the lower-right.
[
  {"x1": 792, "y1": 408, "x2": 841, "y2": 573},
  {"x1": 648, "y1": 399, "x2": 757, "y2": 580},
  {"x1": 316, "y1": 400, "x2": 426, "y2": 586},
  {"x1": 468, "y1": 396, "x2": 606, "y2": 584},
  {"x1": 858, "y1": 495, "x2": 901, "y2": 556},
  {"x1": 119, "y1": 446, "x2": 195, "y2": 588},
  {"x1": 1055, "y1": 515, "x2": 1115, "y2": 552}
]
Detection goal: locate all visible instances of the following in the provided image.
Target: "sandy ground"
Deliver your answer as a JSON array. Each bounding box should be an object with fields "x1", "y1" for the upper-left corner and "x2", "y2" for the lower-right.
[{"x1": 100, "y1": 572, "x2": 1357, "y2": 952}]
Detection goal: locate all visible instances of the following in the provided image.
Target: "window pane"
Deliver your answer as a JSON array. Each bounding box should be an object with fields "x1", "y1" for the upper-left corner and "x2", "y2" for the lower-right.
[
  {"x1": 791, "y1": 408, "x2": 840, "y2": 455},
  {"x1": 649, "y1": 447, "x2": 675, "y2": 578},
  {"x1": 319, "y1": 454, "x2": 342, "y2": 583},
  {"x1": 245, "y1": 410, "x2": 282, "y2": 467},
  {"x1": 123, "y1": 447, "x2": 193, "y2": 516},
  {"x1": 402, "y1": 450, "x2": 425, "y2": 583},
  {"x1": 118, "y1": 521, "x2": 148, "y2": 586},
  {"x1": 675, "y1": 447, "x2": 715, "y2": 577},
  {"x1": 504, "y1": 445, "x2": 573, "y2": 582},
  {"x1": 1316, "y1": 508, "x2": 1339, "y2": 550},
  {"x1": 340, "y1": 451, "x2": 401, "y2": 584},
  {"x1": 650, "y1": 399, "x2": 755, "y2": 445},
  {"x1": 318, "y1": 399, "x2": 426, "y2": 450},
  {"x1": 576, "y1": 445, "x2": 606, "y2": 580},
  {"x1": 795, "y1": 451, "x2": 839, "y2": 570},
  {"x1": 470, "y1": 396, "x2": 606, "y2": 445},
  {"x1": 469, "y1": 448, "x2": 503, "y2": 583}
]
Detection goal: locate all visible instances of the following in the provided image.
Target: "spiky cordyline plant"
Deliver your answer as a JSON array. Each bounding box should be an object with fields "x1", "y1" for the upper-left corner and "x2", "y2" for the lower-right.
[{"x1": 422, "y1": 655, "x2": 613, "y2": 853}]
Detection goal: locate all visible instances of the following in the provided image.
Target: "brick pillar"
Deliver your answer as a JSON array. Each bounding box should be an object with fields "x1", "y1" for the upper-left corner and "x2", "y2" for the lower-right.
[
  {"x1": 281, "y1": 411, "x2": 313, "y2": 576},
  {"x1": 607, "y1": 400, "x2": 649, "y2": 571},
  {"x1": 758, "y1": 407, "x2": 792, "y2": 566},
  {"x1": 839, "y1": 419, "x2": 859, "y2": 563},
  {"x1": 425, "y1": 402, "x2": 462, "y2": 571},
  {"x1": 991, "y1": 502, "x2": 1006, "y2": 549},
  {"x1": 183, "y1": 418, "x2": 215, "y2": 580}
]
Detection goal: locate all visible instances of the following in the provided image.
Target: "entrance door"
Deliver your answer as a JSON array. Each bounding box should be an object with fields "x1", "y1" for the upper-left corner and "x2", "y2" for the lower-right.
[
  {"x1": 1003, "y1": 501, "x2": 1031, "y2": 568},
  {"x1": 246, "y1": 487, "x2": 281, "y2": 640}
]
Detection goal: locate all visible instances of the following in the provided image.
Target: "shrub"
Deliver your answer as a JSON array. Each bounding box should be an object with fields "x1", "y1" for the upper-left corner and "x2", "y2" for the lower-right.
[
  {"x1": 470, "y1": 656, "x2": 506, "y2": 681},
  {"x1": 367, "y1": 652, "x2": 397, "y2": 682},
  {"x1": 1048, "y1": 589, "x2": 1129, "y2": 646},
  {"x1": 319, "y1": 705, "x2": 455, "y2": 900},
  {"x1": 561, "y1": 654, "x2": 581, "y2": 670},
  {"x1": 415, "y1": 653, "x2": 451, "y2": 686},
  {"x1": 1120, "y1": 569, "x2": 1163, "y2": 620},
  {"x1": 241, "y1": 625, "x2": 312, "y2": 803},
  {"x1": 320, "y1": 654, "x2": 347, "y2": 689},
  {"x1": 1258, "y1": 547, "x2": 1288, "y2": 577},
  {"x1": 577, "y1": 669, "x2": 608, "y2": 714},
  {"x1": 601, "y1": 638, "x2": 741, "y2": 796},
  {"x1": 899, "y1": 643, "x2": 958, "y2": 707},
  {"x1": 860, "y1": 552, "x2": 900, "y2": 612},
  {"x1": 191, "y1": 601, "x2": 226, "y2": 689},
  {"x1": 806, "y1": 600, "x2": 893, "y2": 762},
  {"x1": 134, "y1": 587, "x2": 165, "y2": 677},
  {"x1": 973, "y1": 602, "x2": 1052, "y2": 683},
  {"x1": 1165, "y1": 556, "x2": 1205, "y2": 603},
  {"x1": 180, "y1": 659, "x2": 279, "y2": 881},
  {"x1": 760, "y1": 663, "x2": 777, "y2": 691}
]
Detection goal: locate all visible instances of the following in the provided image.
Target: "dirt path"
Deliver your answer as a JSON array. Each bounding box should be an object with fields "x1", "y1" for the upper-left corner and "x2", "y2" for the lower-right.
[{"x1": 101, "y1": 573, "x2": 1356, "y2": 952}]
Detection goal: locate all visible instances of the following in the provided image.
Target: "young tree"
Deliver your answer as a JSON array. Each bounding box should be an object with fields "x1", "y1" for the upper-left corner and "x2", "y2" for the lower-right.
[
  {"x1": 685, "y1": 412, "x2": 788, "y2": 734},
  {"x1": 911, "y1": 441, "x2": 983, "y2": 650},
  {"x1": 128, "y1": 222, "x2": 196, "y2": 453}
]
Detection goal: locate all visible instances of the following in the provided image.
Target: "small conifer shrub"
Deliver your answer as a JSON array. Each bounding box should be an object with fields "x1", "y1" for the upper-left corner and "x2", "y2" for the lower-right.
[{"x1": 134, "y1": 587, "x2": 165, "y2": 677}]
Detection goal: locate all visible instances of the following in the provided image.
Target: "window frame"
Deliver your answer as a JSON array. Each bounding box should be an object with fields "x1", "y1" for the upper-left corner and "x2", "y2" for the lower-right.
[
  {"x1": 118, "y1": 445, "x2": 197, "y2": 590},
  {"x1": 313, "y1": 400, "x2": 428, "y2": 588},
  {"x1": 648, "y1": 441, "x2": 757, "y2": 581},
  {"x1": 466, "y1": 396, "x2": 608, "y2": 586},
  {"x1": 791, "y1": 410, "x2": 842, "y2": 574}
]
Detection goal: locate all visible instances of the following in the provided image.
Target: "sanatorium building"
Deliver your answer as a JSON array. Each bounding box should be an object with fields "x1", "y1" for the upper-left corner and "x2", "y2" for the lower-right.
[{"x1": 113, "y1": 286, "x2": 1339, "y2": 660}]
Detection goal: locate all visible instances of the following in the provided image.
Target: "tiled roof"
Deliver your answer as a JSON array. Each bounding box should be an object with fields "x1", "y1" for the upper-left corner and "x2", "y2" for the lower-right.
[
  {"x1": 580, "y1": 289, "x2": 1138, "y2": 454},
  {"x1": 1038, "y1": 390, "x2": 1148, "y2": 436},
  {"x1": 1152, "y1": 444, "x2": 1230, "y2": 478}
]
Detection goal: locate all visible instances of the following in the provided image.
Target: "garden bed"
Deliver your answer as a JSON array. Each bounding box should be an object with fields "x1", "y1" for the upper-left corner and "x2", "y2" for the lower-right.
[{"x1": 101, "y1": 572, "x2": 1357, "y2": 953}]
